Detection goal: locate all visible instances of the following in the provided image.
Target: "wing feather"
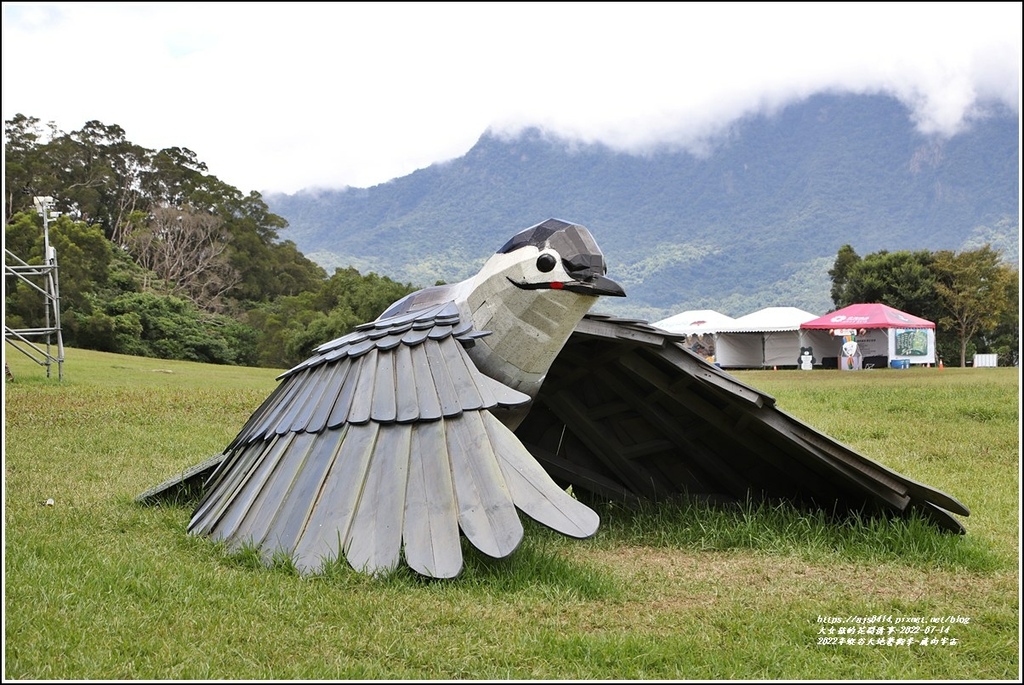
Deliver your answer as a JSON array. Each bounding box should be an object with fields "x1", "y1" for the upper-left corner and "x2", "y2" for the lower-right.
[
  {"x1": 345, "y1": 423, "x2": 412, "y2": 575},
  {"x1": 225, "y1": 431, "x2": 319, "y2": 550},
  {"x1": 189, "y1": 434, "x2": 285, "y2": 534},
  {"x1": 411, "y1": 342, "x2": 443, "y2": 421},
  {"x1": 403, "y1": 419, "x2": 462, "y2": 578},
  {"x1": 482, "y1": 411, "x2": 600, "y2": 538},
  {"x1": 253, "y1": 430, "x2": 345, "y2": 556},
  {"x1": 393, "y1": 343, "x2": 420, "y2": 423},
  {"x1": 180, "y1": 300, "x2": 563, "y2": 578},
  {"x1": 291, "y1": 422, "x2": 377, "y2": 573},
  {"x1": 446, "y1": 412, "x2": 523, "y2": 558},
  {"x1": 303, "y1": 359, "x2": 354, "y2": 433},
  {"x1": 346, "y1": 349, "x2": 378, "y2": 424}
]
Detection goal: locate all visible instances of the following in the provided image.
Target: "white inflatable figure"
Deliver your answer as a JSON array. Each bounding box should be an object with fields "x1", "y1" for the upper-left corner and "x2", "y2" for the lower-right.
[{"x1": 841, "y1": 336, "x2": 862, "y2": 371}]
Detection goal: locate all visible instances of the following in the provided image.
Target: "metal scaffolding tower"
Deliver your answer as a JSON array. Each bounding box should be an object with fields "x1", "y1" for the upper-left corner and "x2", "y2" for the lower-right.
[{"x1": 4, "y1": 196, "x2": 65, "y2": 380}]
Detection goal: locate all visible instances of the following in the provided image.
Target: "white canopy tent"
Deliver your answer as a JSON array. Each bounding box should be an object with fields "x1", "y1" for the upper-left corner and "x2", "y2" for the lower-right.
[
  {"x1": 653, "y1": 309, "x2": 739, "y2": 335},
  {"x1": 653, "y1": 309, "x2": 738, "y2": 362},
  {"x1": 713, "y1": 307, "x2": 827, "y2": 369}
]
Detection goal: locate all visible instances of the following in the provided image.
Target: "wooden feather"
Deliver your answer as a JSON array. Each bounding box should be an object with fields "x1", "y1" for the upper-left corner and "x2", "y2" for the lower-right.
[
  {"x1": 446, "y1": 412, "x2": 523, "y2": 558},
  {"x1": 345, "y1": 423, "x2": 412, "y2": 575},
  {"x1": 482, "y1": 411, "x2": 600, "y2": 538},
  {"x1": 402, "y1": 419, "x2": 462, "y2": 578}
]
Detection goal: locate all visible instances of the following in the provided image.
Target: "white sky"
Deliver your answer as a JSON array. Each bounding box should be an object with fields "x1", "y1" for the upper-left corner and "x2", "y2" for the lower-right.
[{"x1": 2, "y1": 2, "x2": 1020, "y2": 195}]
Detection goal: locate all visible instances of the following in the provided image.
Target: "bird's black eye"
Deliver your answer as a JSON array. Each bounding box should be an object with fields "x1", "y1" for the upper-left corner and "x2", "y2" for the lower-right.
[{"x1": 536, "y1": 253, "x2": 557, "y2": 272}]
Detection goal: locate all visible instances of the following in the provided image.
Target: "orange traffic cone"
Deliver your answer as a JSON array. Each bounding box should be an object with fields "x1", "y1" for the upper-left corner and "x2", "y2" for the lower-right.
[{"x1": 938, "y1": 359, "x2": 944, "y2": 370}]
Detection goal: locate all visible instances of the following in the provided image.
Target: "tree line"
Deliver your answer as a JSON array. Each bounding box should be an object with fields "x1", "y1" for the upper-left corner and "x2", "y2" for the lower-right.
[
  {"x1": 829, "y1": 244, "x2": 1018, "y2": 367},
  {"x1": 5, "y1": 114, "x2": 1017, "y2": 370},
  {"x1": 5, "y1": 114, "x2": 416, "y2": 368}
]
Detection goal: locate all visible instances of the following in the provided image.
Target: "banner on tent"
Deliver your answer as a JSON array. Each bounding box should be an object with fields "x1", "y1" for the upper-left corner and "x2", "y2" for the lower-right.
[{"x1": 895, "y1": 328, "x2": 929, "y2": 356}]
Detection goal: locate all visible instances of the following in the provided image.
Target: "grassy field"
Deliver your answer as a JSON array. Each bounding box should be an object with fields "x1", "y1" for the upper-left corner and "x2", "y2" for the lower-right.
[{"x1": 4, "y1": 347, "x2": 1020, "y2": 680}]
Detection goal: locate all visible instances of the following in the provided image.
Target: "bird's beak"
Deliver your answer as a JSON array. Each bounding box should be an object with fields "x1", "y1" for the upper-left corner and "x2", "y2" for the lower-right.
[{"x1": 564, "y1": 273, "x2": 626, "y2": 297}]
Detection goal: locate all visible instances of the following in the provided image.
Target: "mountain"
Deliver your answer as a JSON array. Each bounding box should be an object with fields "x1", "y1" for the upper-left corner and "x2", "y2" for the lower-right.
[{"x1": 264, "y1": 93, "x2": 1019, "y2": 321}]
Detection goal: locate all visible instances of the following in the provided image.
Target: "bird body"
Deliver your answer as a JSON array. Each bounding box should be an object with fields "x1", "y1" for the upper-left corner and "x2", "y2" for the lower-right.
[{"x1": 186, "y1": 219, "x2": 622, "y2": 578}]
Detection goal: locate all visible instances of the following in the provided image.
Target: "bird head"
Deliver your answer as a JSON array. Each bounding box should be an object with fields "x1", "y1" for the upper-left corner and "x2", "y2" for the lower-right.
[
  {"x1": 486, "y1": 219, "x2": 626, "y2": 298},
  {"x1": 463, "y1": 219, "x2": 625, "y2": 402}
]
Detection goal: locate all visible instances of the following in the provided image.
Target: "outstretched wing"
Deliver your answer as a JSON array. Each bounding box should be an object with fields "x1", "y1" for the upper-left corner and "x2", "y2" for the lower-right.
[
  {"x1": 187, "y1": 301, "x2": 598, "y2": 578},
  {"x1": 516, "y1": 314, "x2": 970, "y2": 533}
]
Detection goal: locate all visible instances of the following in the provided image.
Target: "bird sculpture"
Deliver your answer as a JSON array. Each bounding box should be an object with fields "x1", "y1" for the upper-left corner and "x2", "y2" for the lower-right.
[{"x1": 140, "y1": 218, "x2": 970, "y2": 579}]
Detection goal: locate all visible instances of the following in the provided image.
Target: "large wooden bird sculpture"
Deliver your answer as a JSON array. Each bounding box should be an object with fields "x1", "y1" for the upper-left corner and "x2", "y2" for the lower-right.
[{"x1": 139, "y1": 219, "x2": 969, "y2": 579}]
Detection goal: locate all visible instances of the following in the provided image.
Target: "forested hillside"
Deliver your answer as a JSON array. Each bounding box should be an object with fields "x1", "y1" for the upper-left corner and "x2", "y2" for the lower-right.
[{"x1": 265, "y1": 93, "x2": 1019, "y2": 320}]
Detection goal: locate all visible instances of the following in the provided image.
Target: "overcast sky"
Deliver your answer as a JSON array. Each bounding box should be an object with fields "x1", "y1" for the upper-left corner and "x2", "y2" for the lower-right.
[{"x1": 3, "y1": 2, "x2": 1020, "y2": 195}]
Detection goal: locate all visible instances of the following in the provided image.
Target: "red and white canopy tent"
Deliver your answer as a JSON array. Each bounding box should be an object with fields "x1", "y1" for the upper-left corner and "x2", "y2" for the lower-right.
[{"x1": 800, "y1": 303, "x2": 936, "y2": 368}]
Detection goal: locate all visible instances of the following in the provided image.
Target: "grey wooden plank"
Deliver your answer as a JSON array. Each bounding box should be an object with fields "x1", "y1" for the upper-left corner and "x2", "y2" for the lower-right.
[
  {"x1": 476, "y1": 374, "x2": 531, "y2": 408},
  {"x1": 291, "y1": 422, "x2": 375, "y2": 573},
  {"x1": 228, "y1": 380, "x2": 294, "y2": 447},
  {"x1": 346, "y1": 336, "x2": 377, "y2": 358},
  {"x1": 402, "y1": 419, "x2": 462, "y2": 578},
  {"x1": 272, "y1": 373, "x2": 323, "y2": 436},
  {"x1": 482, "y1": 411, "x2": 599, "y2": 538},
  {"x1": 401, "y1": 326, "x2": 432, "y2": 345},
  {"x1": 375, "y1": 331, "x2": 405, "y2": 351},
  {"x1": 346, "y1": 348, "x2": 379, "y2": 425},
  {"x1": 198, "y1": 433, "x2": 296, "y2": 543},
  {"x1": 325, "y1": 355, "x2": 364, "y2": 429},
  {"x1": 230, "y1": 431, "x2": 318, "y2": 554},
  {"x1": 541, "y1": 390, "x2": 661, "y2": 500},
  {"x1": 254, "y1": 430, "x2": 343, "y2": 556},
  {"x1": 437, "y1": 335, "x2": 483, "y2": 411},
  {"x1": 768, "y1": 407, "x2": 969, "y2": 517},
  {"x1": 189, "y1": 436, "x2": 283, "y2": 534},
  {"x1": 597, "y1": 367, "x2": 752, "y2": 499},
  {"x1": 410, "y1": 343, "x2": 443, "y2": 421},
  {"x1": 288, "y1": 365, "x2": 342, "y2": 433},
  {"x1": 370, "y1": 347, "x2": 398, "y2": 423},
  {"x1": 346, "y1": 423, "x2": 412, "y2": 576},
  {"x1": 393, "y1": 343, "x2": 420, "y2": 423},
  {"x1": 244, "y1": 373, "x2": 307, "y2": 441},
  {"x1": 424, "y1": 338, "x2": 464, "y2": 417},
  {"x1": 134, "y1": 451, "x2": 226, "y2": 504},
  {"x1": 304, "y1": 359, "x2": 353, "y2": 434},
  {"x1": 446, "y1": 412, "x2": 523, "y2": 558},
  {"x1": 614, "y1": 350, "x2": 840, "y2": 496},
  {"x1": 427, "y1": 324, "x2": 453, "y2": 340}
]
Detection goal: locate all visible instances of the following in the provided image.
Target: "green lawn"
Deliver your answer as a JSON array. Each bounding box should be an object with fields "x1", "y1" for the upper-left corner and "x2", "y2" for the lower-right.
[{"x1": 4, "y1": 348, "x2": 1019, "y2": 680}]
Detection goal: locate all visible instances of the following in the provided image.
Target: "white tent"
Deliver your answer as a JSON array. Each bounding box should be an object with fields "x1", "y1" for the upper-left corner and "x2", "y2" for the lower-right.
[
  {"x1": 652, "y1": 309, "x2": 738, "y2": 362},
  {"x1": 653, "y1": 309, "x2": 738, "y2": 335},
  {"x1": 714, "y1": 307, "x2": 830, "y2": 369}
]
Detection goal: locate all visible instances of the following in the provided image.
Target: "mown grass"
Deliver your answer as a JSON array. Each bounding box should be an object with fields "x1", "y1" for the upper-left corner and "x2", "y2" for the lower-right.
[{"x1": 4, "y1": 349, "x2": 1020, "y2": 680}]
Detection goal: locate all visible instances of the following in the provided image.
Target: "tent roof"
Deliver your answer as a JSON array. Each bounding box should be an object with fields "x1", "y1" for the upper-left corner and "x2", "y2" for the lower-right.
[
  {"x1": 653, "y1": 309, "x2": 738, "y2": 334},
  {"x1": 801, "y1": 303, "x2": 935, "y2": 330},
  {"x1": 724, "y1": 306, "x2": 820, "y2": 333}
]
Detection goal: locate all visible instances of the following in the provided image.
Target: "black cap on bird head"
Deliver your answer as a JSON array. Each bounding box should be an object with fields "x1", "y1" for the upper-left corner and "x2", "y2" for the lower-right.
[{"x1": 498, "y1": 218, "x2": 626, "y2": 297}]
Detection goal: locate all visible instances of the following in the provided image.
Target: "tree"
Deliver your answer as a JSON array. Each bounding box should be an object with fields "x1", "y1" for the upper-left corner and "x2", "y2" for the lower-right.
[
  {"x1": 932, "y1": 245, "x2": 1014, "y2": 367},
  {"x1": 834, "y1": 249, "x2": 942, "y2": 322},
  {"x1": 125, "y1": 205, "x2": 240, "y2": 311},
  {"x1": 4, "y1": 114, "x2": 62, "y2": 222},
  {"x1": 828, "y1": 244, "x2": 860, "y2": 306}
]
